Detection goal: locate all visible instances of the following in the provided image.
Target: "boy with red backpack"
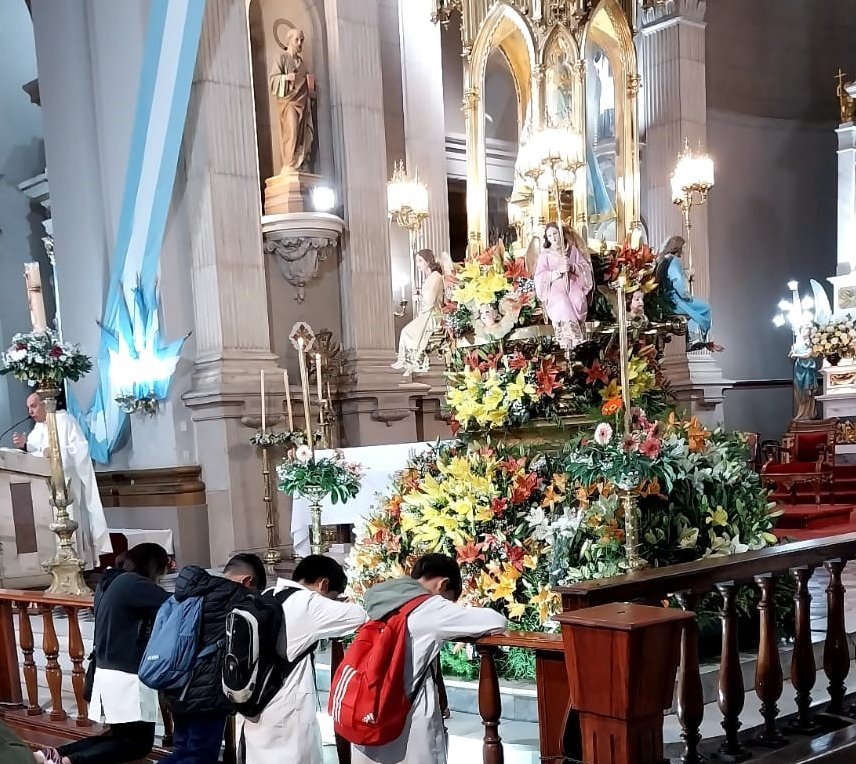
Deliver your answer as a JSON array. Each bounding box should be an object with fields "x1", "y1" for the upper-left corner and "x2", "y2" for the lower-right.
[
  {"x1": 238, "y1": 554, "x2": 366, "y2": 764},
  {"x1": 332, "y1": 553, "x2": 507, "y2": 764}
]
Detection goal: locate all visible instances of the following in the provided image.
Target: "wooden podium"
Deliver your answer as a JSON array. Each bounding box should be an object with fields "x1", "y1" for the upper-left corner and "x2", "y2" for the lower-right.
[{"x1": 0, "y1": 448, "x2": 54, "y2": 588}]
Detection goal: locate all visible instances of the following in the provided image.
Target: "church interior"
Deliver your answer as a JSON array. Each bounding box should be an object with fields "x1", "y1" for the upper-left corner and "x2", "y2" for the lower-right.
[{"x1": 3, "y1": 0, "x2": 856, "y2": 762}]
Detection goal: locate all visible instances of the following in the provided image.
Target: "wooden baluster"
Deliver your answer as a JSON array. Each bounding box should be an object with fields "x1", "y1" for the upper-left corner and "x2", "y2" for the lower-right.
[
  {"x1": 64, "y1": 606, "x2": 90, "y2": 727},
  {"x1": 675, "y1": 591, "x2": 704, "y2": 764},
  {"x1": 754, "y1": 574, "x2": 785, "y2": 747},
  {"x1": 789, "y1": 567, "x2": 818, "y2": 732},
  {"x1": 16, "y1": 601, "x2": 41, "y2": 715},
  {"x1": 0, "y1": 599, "x2": 23, "y2": 706},
  {"x1": 477, "y1": 644, "x2": 504, "y2": 764},
  {"x1": 40, "y1": 603, "x2": 67, "y2": 722},
  {"x1": 160, "y1": 697, "x2": 174, "y2": 747},
  {"x1": 332, "y1": 639, "x2": 351, "y2": 764},
  {"x1": 823, "y1": 559, "x2": 850, "y2": 715},
  {"x1": 715, "y1": 581, "x2": 748, "y2": 762}
]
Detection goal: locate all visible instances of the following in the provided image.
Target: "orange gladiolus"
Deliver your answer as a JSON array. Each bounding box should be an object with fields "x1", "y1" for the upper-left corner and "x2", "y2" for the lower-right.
[{"x1": 601, "y1": 396, "x2": 623, "y2": 416}]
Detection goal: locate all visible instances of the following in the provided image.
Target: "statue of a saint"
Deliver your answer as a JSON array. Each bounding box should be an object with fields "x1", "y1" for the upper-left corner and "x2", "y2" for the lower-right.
[
  {"x1": 534, "y1": 224, "x2": 593, "y2": 350},
  {"x1": 472, "y1": 299, "x2": 519, "y2": 344},
  {"x1": 790, "y1": 326, "x2": 818, "y2": 420},
  {"x1": 392, "y1": 250, "x2": 445, "y2": 379},
  {"x1": 270, "y1": 28, "x2": 314, "y2": 174},
  {"x1": 658, "y1": 235, "x2": 723, "y2": 352}
]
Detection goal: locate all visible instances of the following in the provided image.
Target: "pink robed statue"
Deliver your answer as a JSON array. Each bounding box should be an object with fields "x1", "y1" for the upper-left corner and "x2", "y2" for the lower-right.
[{"x1": 534, "y1": 223, "x2": 594, "y2": 349}]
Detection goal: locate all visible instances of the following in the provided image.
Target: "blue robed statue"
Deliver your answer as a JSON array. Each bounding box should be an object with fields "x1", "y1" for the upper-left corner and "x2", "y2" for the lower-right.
[
  {"x1": 658, "y1": 235, "x2": 722, "y2": 352},
  {"x1": 790, "y1": 325, "x2": 818, "y2": 419}
]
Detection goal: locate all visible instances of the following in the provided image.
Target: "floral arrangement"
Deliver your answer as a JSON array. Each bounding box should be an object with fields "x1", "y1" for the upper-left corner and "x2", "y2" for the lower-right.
[
  {"x1": 278, "y1": 446, "x2": 363, "y2": 504},
  {"x1": 443, "y1": 243, "x2": 539, "y2": 339},
  {"x1": 809, "y1": 316, "x2": 856, "y2": 360},
  {"x1": 597, "y1": 239, "x2": 658, "y2": 291},
  {"x1": 250, "y1": 430, "x2": 308, "y2": 448},
  {"x1": 1, "y1": 329, "x2": 93, "y2": 386}
]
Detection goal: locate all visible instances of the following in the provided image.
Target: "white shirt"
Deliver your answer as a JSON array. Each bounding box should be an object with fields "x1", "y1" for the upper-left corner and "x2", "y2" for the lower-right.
[
  {"x1": 239, "y1": 579, "x2": 367, "y2": 764},
  {"x1": 89, "y1": 667, "x2": 159, "y2": 725},
  {"x1": 352, "y1": 597, "x2": 507, "y2": 764}
]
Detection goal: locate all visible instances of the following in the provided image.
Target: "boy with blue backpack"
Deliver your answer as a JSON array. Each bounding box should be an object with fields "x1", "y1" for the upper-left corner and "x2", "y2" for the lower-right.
[{"x1": 142, "y1": 553, "x2": 266, "y2": 764}]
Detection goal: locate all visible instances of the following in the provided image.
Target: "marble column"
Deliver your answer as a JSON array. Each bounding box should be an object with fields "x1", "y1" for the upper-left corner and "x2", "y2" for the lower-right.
[
  {"x1": 181, "y1": 0, "x2": 286, "y2": 564},
  {"x1": 639, "y1": 0, "x2": 731, "y2": 424},
  {"x1": 398, "y1": 0, "x2": 451, "y2": 257},
  {"x1": 323, "y1": 0, "x2": 442, "y2": 445}
]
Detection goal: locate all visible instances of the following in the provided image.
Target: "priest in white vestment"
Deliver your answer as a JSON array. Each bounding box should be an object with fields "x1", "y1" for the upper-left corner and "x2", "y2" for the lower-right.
[{"x1": 13, "y1": 392, "x2": 112, "y2": 569}]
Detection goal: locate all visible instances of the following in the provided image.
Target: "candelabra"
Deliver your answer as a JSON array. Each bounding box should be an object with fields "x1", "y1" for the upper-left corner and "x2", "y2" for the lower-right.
[
  {"x1": 387, "y1": 161, "x2": 429, "y2": 316},
  {"x1": 670, "y1": 139, "x2": 715, "y2": 296}
]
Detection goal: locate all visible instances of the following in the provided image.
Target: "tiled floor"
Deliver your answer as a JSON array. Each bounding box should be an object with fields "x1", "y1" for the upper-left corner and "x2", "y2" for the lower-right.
[{"x1": 16, "y1": 561, "x2": 856, "y2": 764}]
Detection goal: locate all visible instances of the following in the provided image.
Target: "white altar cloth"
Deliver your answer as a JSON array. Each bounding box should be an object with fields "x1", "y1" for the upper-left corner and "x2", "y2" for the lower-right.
[
  {"x1": 290, "y1": 442, "x2": 437, "y2": 557},
  {"x1": 109, "y1": 527, "x2": 175, "y2": 555}
]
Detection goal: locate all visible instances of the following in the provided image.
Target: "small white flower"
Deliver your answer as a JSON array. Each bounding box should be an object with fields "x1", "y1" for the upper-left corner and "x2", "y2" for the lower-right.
[
  {"x1": 9, "y1": 349, "x2": 26, "y2": 362},
  {"x1": 295, "y1": 444, "x2": 312, "y2": 463},
  {"x1": 593, "y1": 422, "x2": 613, "y2": 446}
]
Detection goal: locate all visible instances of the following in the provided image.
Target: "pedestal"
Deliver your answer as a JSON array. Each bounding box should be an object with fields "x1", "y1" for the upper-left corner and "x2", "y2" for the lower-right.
[
  {"x1": 556, "y1": 602, "x2": 693, "y2": 764},
  {"x1": 661, "y1": 345, "x2": 734, "y2": 428},
  {"x1": 264, "y1": 171, "x2": 323, "y2": 215}
]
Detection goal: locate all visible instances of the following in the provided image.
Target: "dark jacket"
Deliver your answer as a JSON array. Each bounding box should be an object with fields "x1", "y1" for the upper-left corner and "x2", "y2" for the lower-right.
[
  {"x1": 164, "y1": 565, "x2": 253, "y2": 716},
  {"x1": 93, "y1": 569, "x2": 169, "y2": 674}
]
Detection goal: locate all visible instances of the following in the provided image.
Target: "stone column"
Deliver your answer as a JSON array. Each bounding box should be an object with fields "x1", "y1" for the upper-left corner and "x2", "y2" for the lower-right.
[
  {"x1": 398, "y1": 0, "x2": 451, "y2": 257},
  {"x1": 639, "y1": 0, "x2": 731, "y2": 425},
  {"x1": 323, "y1": 0, "x2": 443, "y2": 445},
  {"x1": 181, "y1": 0, "x2": 285, "y2": 564}
]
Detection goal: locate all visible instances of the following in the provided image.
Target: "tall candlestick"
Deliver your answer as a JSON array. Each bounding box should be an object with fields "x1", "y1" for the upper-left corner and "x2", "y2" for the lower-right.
[
  {"x1": 283, "y1": 370, "x2": 295, "y2": 430},
  {"x1": 315, "y1": 353, "x2": 324, "y2": 401},
  {"x1": 297, "y1": 340, "x2": 314, "y2": 455},
  {"x1": 260, "y1": 369, "x2": 267, "y2": 433},
  {"x1": 616, "y1": 280, "x2": 632, "y2": 437}
]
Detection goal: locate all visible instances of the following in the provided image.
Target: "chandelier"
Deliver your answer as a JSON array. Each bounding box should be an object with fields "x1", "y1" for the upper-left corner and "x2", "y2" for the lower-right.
[{"x1": 387, "y1": 161, "x2": 429, "y2": 232}]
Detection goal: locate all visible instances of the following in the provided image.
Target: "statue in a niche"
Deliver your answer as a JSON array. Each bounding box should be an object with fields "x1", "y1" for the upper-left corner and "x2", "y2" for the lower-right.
[{"x1": 270, "y1": 27, "x2": 314, "y2": 174}]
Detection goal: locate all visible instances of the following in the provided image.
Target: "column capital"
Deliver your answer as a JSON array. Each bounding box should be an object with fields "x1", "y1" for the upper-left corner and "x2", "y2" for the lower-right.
[{"x1": 640, "y1": 0, "x2": 706, "y2": 29}]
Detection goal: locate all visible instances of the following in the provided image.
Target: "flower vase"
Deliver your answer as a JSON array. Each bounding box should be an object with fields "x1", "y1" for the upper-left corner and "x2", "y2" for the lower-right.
[
  {"x1": 300, "y1": 485, "x2": 331, "y2": 556},
  {"x1": 828, "y1": 353, "x2": 841, "y2": 366}
]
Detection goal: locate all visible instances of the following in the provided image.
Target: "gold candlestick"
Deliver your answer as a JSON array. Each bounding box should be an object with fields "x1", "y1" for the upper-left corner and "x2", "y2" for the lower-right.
[
  {"x1": 40, "y1": 385, "x2": 89, "y2": 595},
  {"x1": 260, "y1": 443, "x2": 281, "y2": 569}
]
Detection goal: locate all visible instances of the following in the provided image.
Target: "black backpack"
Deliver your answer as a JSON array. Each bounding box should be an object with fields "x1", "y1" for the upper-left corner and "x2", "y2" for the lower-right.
[{"x1": 222, "y1": 587, "x2": 315, "y2": 718}]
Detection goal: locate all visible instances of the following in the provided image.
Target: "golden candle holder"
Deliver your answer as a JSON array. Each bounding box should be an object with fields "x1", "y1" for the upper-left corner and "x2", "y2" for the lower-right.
[
  {"x1": 243, "y1": 414, "x2": 286, "y2": 571},
  {"x1": 39, "y1": 385, "x2": 90, "y2": 596},
  {"x1": 301, "y1": 484, "x2": 330, "y2": 557}
]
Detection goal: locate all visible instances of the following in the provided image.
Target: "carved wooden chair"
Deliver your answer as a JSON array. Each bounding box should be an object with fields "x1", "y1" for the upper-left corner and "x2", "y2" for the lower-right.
[{"x1": 761, "y1": 418, "x2": 838, "y2": 504}]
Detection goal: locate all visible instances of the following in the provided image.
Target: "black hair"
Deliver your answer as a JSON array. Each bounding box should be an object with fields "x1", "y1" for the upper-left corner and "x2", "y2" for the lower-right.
[
  {"x1": 411, "y1": 553, "x2": 463, "y2": 601},
  {"x1": 292, "y1": 554, "x2": 347, "y2": 594},
  {"x1": 224, "y1": 553, "x2": 267, "y2": 591},
  {"x1": 122, "y1": 543, "x2": 169, "y2": 582}
]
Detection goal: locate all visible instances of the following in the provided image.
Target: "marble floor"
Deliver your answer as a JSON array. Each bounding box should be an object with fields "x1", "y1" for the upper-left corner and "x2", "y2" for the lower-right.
[{"x1": 14, "y1": 562, "x2": 856, "y2": 764}]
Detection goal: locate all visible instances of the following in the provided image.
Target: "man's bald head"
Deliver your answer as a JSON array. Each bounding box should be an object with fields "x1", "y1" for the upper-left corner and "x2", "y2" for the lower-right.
[{"x1": 26, "y1": 393, "x2": 46, "y2": 423}]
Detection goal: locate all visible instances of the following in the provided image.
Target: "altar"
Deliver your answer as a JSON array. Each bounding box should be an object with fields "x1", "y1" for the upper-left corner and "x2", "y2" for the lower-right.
[
  {"x1": 0, "y1": 448, "x2": 55, "y2": 588},
  {"x1": 291, "y1": 442, "x2": 436, "y2": 557}
]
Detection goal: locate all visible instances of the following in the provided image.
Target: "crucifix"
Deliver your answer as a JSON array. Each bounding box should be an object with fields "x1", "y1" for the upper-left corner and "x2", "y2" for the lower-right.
[
  {"x1": 836, "y1": 69, "x2": 855, "y2": 124},
  {"x1": 23, "y1": 262, "x2": 48, "y2": 332}
]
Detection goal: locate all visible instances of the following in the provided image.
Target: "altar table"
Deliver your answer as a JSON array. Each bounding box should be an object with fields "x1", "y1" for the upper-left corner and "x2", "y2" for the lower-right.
[{"x1": 291, "y1": 442, "x2": 438, "y2": 557}]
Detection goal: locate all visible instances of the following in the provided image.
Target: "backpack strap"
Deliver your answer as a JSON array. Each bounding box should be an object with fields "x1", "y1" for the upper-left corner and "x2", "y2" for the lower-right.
[{"x1": 379, "y1": 593, "x2": 433, "y2": 623}]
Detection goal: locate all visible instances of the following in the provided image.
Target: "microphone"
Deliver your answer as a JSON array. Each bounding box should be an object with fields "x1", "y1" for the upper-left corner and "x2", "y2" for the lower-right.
[{"x1": 0, "y1": 417, "x2": 32, "y2": 445}]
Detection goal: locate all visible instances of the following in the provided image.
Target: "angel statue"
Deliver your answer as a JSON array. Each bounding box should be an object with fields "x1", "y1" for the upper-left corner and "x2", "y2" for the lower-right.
[
  {"x1": 790, "y1": 324, "x2": 818, "y2": 420},
  {"x1": 472, "y1": 298, "x2": 520, "y2": 343},
  {"x1": 391, "y1": 249, "x2": 445, "y2": 379},
  {"x1": 534, "y1": 223, "x2": 594, "y2": 350},
  {"x1": 658, "y1": 235, "x2": 723, "y2": 352}
]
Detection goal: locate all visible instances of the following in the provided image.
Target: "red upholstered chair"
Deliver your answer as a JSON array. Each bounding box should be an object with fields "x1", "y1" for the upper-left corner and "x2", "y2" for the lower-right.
[{"x1": 761, "y1": 418, "x2": 837, "y2": 504}]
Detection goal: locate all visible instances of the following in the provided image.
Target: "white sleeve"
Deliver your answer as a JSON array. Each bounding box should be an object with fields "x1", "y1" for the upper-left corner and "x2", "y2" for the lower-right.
[
  {"x1": 424, "y1": 598, "x2": 507, "y2": 643},
  {"x1": 285, "y1": 593, "x2": 367, "y2": 658}
]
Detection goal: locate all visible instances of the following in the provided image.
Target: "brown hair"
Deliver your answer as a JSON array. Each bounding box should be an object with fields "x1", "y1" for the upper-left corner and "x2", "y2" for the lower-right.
[
  {"x1": 416, "y1": 249, "x2": 443, "y2": 274},
  {"x1": 544, "y1": 223, "x2": 586, "y2": 253}
]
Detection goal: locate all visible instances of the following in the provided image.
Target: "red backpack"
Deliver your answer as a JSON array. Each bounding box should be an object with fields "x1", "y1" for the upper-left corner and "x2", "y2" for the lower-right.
[{"x1": 329, "y1": 594, "x2": 433, "y2": 746}]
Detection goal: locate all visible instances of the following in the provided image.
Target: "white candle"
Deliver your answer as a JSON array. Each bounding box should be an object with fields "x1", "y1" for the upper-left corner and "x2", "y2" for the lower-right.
[
  {"x1": 260, "y1": 370, "x2": 266, "y2": 433},
  {"x1": 315, "y1": 354, "x2": 323, "y2": 400},
  {"x1": 283, "y1": 370, "x2": 294, "y2": 430}
]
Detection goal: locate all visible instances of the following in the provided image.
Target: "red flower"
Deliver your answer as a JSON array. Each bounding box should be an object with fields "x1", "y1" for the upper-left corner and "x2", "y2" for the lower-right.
[
  {"x1": 490, "y1": 497, "x2": 508, "y2": 518},
  {"x1": 456, "y1": 540, "x2": 484, "y2": 566},
  {"x1": 450, "y1": 417, "x2": 462, "y2": 436},
  {"x1": 484, "y1": 353, "x2": 500, "y2": 371},
  {"x1": 508, "y1": 351, "x2": 529, "y2": 371},
  {"x1": 499, "y1": 456, "x2": 526, "y2": 474},
  {"x1": 476, "y1": 248, "x2": 495, "y2": 266},
  {"x1": 510, "y1": 472, "x2": 539, "y2": 504},
  {"x1": 535, "y1": 359, "x2": 562, "y2": 397},
  {"x1": 504, "y1": 258, "x2": 529, "y2": 280},
  {"x1": 584, "y1": 360, "x2": 609, "y2": 385},
  {"x1": 504, "y1": 543, "x2": 526, "y2": 571},
  {"x1": 442, "y1": 301, "x2": 459, "y2": 314},
  {"x1": 639, "y1": 437, "x2": 661, "y2": 459},
  {"x1": 50, "y1": 346, "x2": 63, "y2": 358},
  {"x1": 463, "y1": 351, "x2": 482, "y2": 371}
]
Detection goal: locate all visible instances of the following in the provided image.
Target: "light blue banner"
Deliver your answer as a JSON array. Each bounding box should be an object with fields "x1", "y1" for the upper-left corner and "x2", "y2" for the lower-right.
[{"x1": 69, "y1": 0, "x2": 205, "y2": 463}]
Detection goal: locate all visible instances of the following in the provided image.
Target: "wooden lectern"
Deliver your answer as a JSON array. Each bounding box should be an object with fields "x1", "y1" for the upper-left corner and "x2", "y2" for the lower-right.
[
  {"x1": 0, "y1": 448, "x2": 54, "y2": 588},
  {"x1": 556, "y1": 602, "x2": 693, "y2": 764}
]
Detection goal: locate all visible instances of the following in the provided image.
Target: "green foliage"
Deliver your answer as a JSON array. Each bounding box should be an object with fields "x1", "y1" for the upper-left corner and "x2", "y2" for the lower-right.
[{"x1": 277, "y1": 453, "x2": 362, "y2": 505}]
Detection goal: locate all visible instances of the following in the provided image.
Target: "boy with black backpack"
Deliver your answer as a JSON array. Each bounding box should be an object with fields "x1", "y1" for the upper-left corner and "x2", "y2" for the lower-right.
[
  {"x1": 238, "y1": 555, "x2": 366, "y2": 764},
  {"x1": 333, "y1": 554, "x2": 507, "y2": 764},
  {"x1": 156, "y1": 553, "x2": 267, "y2": 764}
]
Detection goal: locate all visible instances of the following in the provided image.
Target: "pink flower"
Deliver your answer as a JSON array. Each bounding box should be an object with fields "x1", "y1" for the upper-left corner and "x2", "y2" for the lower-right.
[
  {"x1": 593, "y1": 422, "x2": 613, "y2": 446},
  {"x1": 295, "y1": 445, "x2": 313, "y2": 463},
  {"x1": 639, "y1": 437, "x2": 661, "y2": 459}
]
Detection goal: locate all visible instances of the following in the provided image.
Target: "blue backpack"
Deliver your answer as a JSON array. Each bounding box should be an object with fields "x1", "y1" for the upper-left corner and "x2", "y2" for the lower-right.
[{"x1": 139, "y1": 595, "x2": 220, "y2": 692}]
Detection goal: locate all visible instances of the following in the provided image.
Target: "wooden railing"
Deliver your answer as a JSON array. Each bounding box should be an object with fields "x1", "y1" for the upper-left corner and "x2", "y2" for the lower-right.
[{"x1": 470, "y1": 533, "x2": 856, "y2": 764}]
